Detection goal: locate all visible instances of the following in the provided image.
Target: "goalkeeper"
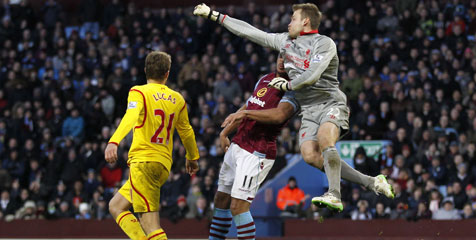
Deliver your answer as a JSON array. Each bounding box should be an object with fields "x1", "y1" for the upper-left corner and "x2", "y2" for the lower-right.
[{"x1": 194, "y1": 3, "x2": 394, "y2": 212}]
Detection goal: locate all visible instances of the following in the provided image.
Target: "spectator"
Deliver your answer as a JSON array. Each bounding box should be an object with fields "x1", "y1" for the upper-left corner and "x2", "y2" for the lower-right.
[
  {"x1": 167, "y1": 195, "x2": 189, "y2": 223},
  {"x1": 353, "y1": 146, "x2": 378, "y2": 177},
  {"x1": 0, "y1": 190, "x2": 14, "y2": 219},
  {"x1": 185, "y1": 196, "x2": 211, "y2": 220},
  {"x1": 100, "y1": 161, "x2": 122, "y2": 192},
  {"x1": 160, "y1": 172, "x2": 188, "y2": 214},
  {"x1": 409, "y1": 201, "x2": 432, "y2": 221},
  {"x1": 351, "y1": 200, "x2": 372, "y2": 220},
  {"x1": 200, "y1": 175, "x2": 215, "y2": 204},
  {"x1": 15, "y1": 200, "x2": 37, "y2": 220},
  {"x1": 450, "y1": 162, "x2": 474, "y2": 188},
  {"x1": 449, "y1": 181, "x2": 468, "y2": 210},
  {"x1": 213, "y1": 70, "x2": 242, "y2": 103},
  {"x1": 75, "y1": 202, "x2": 91, "y2": 219},
  {"x1": 374, "y1": 202, "x2": 390, "y2": 219},
  {"x1": 60, "y1": 148, "x2": 83, "y2": 187},
  {"x1": 408, "y1": 187, "x2": 424, "y2": 210},
  {"x1": 432, "y1": 197, "x2": 461, "y2": 220},
  {"x1": 377, "y1": 7, "x2": 399, "y2": 36},
  {"x1": 62, "y1": 108, "x2": 85, "y2": 141},
  {"x1": 41, "y1": 0, "x2": 62, "y2": 29},
  {"x1": 2, "y1": 150, "x2": 25, "y2": 180},
  {"x1": 186, "y1": 184, "x2": 202, "y2": 218},
  {"x1": 83, "y1": 169, "x2": 100, "y2": 197},
  {"x1": 461, "y1": 203, "x2": 475, "y2": 219},
  {"x1": 55, "y1": 201, "x2": 73, "y2": 219},
  {"x1": 429, "y1": 157, "x2": 447, "y2": 186},
  {"x1": 50, "y1": 181, "x2": 67, "y2": 204},
  {"x1": 66, "y1": 180, "x2": 89, "y2": 205},
  {"x1": 90, "y1": 193, "x2": 108, "y2": 220},
  {"x1": 390, "y1": 200, "x2": 410, "y2": 220},
  {"x1": 178, "y1": 55, "x2": 206, "y2": 87},
  {"x1": 276, "y1": 176, "x2": 308, "y2": 217}
]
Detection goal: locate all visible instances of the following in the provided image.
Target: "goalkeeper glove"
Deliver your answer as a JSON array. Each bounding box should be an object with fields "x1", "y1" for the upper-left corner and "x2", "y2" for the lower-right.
[
  {"x1": 268, "y1": 77, "x2": 292, "y2": 91},
  {"x1": 193, "y1": 3, "x2": 221, "y2": 22}
]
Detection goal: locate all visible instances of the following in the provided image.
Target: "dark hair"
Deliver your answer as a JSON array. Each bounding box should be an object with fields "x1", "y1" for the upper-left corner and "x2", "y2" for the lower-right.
[
  {"x1": 292, "y1": 3, "x2": 322, "y2": 29},
  {"x1": 145, "y1": 51, "x2": 171, "y2": 80}
]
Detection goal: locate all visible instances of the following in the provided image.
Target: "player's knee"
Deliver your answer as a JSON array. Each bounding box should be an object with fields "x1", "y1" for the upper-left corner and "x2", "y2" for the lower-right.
[
  {"x1": 301, "y1": 145, "x2": 319, "y2": 165},
  {"x1": 317, "y1": 134, "x2": 334, "y2": 149},
  {"x1": 108, "y1": 199, "x2": 120, "y2": 217},
  {"x1": 214, "y1": 191, "x2": 232, "y2": 209},
  {"x1": 230, "y1": 199, "x2": 250, "y2": 216},
  {"x1": 108, "y1": 195, "x2": 128, "y2": 217}
]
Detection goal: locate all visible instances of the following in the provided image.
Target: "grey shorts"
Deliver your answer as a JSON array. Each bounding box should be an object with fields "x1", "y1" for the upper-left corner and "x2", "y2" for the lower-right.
[{"x1": 298, "y1": 101, "x2": 349, "y2": 146}]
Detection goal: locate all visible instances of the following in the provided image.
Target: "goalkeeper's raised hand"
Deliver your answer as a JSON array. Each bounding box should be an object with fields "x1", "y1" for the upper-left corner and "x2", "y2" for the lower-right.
[
  {"x1": 193, "y1": 3, "x2": 221, "y2": 22},
  {"x1": 268, "y1": 77, "x2": 292, "y2": 91}
]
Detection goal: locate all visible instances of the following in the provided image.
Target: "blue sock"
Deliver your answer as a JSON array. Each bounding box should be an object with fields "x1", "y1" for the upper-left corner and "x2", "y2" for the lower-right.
[
  {"x1": 209, "y1": 208, "x2": 232, "y2": 240},
  {"x1": 234, "y1": 211, "x2": 256, "y2": 240}
]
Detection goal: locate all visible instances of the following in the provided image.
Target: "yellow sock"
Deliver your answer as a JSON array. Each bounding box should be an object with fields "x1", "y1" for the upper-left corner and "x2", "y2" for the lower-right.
[
  {"x1": 116, "y1": 211, "x2": 146, "y2": 240},
  {"x1": 146, "y1": 228, "x2": 167, "y2": 240}
]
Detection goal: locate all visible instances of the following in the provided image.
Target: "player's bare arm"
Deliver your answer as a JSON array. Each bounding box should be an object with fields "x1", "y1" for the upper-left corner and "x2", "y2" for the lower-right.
[
  {"x1": 220, "y1": 104, "x2": 247, "y2": 128},
  {"x1": 222, "y1": 102, "x2": 294, "y2": 128},
  {"x1": 219, "y1": 118, "x2": 240, "y2": 152},
  {"x1": 219, "y1": 105, "x2": 246, "y2": 152},
  {"x1": 243, "y1": 102, "x2": 295, "y2": 124}
]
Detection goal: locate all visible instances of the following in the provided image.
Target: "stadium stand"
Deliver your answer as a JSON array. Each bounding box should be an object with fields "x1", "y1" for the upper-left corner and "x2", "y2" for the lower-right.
[{"x1": 0, "y1": 0, "x2": 475, "y2": 226}]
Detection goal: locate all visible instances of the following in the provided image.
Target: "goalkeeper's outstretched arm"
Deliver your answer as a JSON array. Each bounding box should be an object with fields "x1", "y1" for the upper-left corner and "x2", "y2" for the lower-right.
[{"x1": 193, "y1": 3, "x2": 287, "y2": 51}]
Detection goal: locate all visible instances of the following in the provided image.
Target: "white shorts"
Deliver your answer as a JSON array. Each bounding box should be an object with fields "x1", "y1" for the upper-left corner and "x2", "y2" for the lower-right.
[{"x1": 217, "y1": 143, "x2": 274, "y2": 203}]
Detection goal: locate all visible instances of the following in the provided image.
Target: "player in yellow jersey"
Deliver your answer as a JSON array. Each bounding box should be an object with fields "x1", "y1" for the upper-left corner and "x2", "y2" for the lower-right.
[{"x1": 104, "y1": 51, "x2": 200, "y2": 240}]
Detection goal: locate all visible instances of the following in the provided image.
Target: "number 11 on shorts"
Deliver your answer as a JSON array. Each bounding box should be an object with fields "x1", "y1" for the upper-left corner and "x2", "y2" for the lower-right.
[{"x1": 242, "y1": 175, "x2": 253, "y2": 189}]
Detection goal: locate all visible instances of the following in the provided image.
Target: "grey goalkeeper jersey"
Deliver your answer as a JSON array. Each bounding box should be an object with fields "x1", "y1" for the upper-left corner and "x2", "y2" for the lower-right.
[{"x1": 219, "y1": 15, "x2": 347, "y2": 106}]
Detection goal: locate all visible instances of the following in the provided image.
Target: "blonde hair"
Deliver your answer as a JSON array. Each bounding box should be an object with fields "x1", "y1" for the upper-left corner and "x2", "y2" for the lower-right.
[{"x1": 145, "y1": 51, "x2": 171, "y2": 80}]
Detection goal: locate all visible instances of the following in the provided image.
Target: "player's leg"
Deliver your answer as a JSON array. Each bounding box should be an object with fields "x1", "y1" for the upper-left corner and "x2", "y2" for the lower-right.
[
  {"x1": 131, "y1": 162, "x2": 169, "y2": 240},
  {"x1": 109, "y1": 179, "x2": 146, "y2": 240},
  {"x1": 300, "y1": 140, "x2": 374, "y2": 190},
  {"x1": 209, "y1": 191, "x2": 233, "y2": 240},
  {"x1": 229, "y1": 146, "x2": 274, "y2": 240},
  {"x1": 312, "y1": 122, "x2": 395, "y2": 210},
  {"x1": 230, "y1": 198, "x2": 251, "y2": 216},
  {"x1": 138, "y1": 212, "x2": 166, "y2": 239},
  {"x1": 299, "y1": 102, "x2": 394, "y2": 199},
  {"x1": 303, "y1": 103, "x2": 345, "y2": 211},
  {"x1": 300, "y1": 140, "x2": 323, "y2": 169},
  {"x1": 230, "y1": 198, "x2": 255, "y2": 240},
  {"x1": 209, "y1": 144, "x2": 237, "y2": 240},
  {"x1": 299, "y1": 107, "x2": 341, "y2": 211},
  {"x1": 312, "y1": 121, "x2": 343, "y2": 210}
]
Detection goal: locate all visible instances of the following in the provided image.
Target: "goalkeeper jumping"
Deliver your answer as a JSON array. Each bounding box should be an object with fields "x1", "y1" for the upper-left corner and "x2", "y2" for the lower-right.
[{"x1": 194, "y1": 3, "x2": 394, "y2": 212}]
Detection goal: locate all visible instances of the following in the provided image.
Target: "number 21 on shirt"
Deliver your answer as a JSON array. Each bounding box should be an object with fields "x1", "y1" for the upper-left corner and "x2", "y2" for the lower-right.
[{"x1": 151, "y1": 109, "x2": 174, "y2": 144}]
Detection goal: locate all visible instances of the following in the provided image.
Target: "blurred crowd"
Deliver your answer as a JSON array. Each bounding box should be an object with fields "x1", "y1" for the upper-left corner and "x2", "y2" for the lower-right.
[{"x1": 0, "y1": 0, "x2": 476, "y2": 222}]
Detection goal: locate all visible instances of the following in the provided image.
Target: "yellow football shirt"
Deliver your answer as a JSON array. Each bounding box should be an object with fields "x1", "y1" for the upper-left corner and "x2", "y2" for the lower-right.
[{"x1": 108, "y1": 83, "x2": 199, "y2": 172}]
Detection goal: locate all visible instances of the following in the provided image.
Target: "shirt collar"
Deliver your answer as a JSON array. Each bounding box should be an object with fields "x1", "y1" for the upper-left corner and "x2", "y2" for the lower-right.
[{"x1": 299, "y1": 29, "x2": 319, "y2": 36}]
